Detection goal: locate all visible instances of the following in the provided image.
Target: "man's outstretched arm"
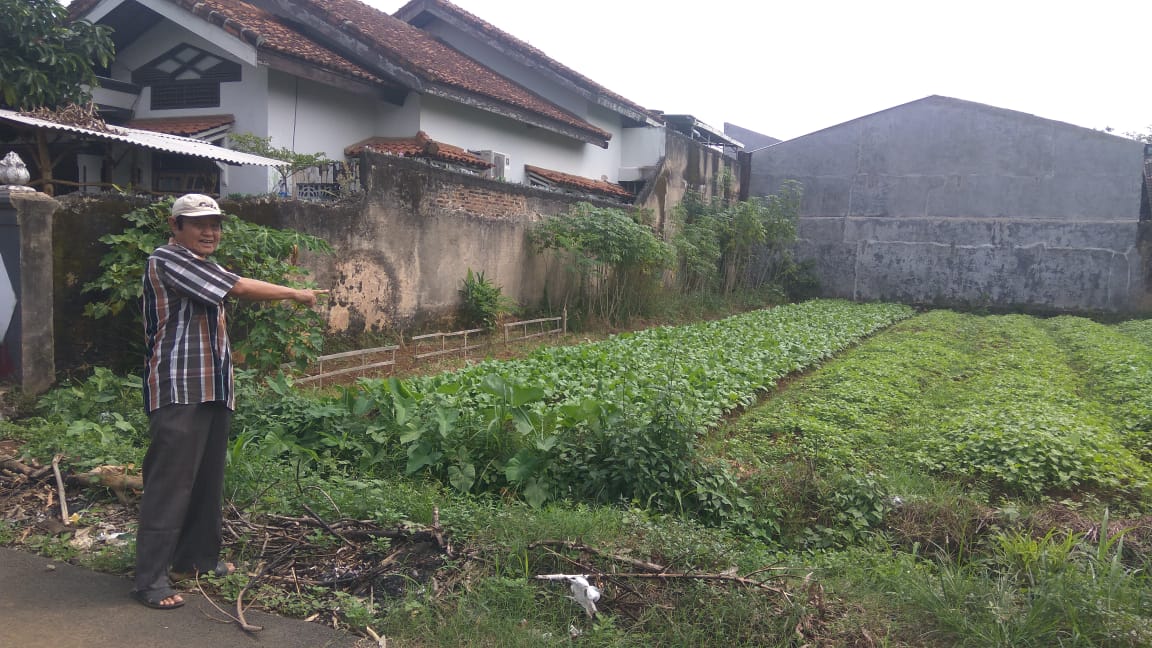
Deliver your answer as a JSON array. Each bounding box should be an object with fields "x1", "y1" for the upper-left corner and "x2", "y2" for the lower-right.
[{"x1": 228, "y1": 277, "x2": 328, "y2": 306}]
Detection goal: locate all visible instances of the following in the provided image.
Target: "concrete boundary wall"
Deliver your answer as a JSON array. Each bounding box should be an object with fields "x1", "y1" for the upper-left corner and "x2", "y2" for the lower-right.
[
  {"x1": 238, "y1": 154, "x2": 629, "y2": 335},
  {"x1": 750, "y1": 96, "x2": 1150, "y2": 313},
  {"x1": 797, "y1": 216, "x2": 1143, "y2": 311},
  {"x1": 47, "y1": 133, "x2": 740, "y2": 374}
]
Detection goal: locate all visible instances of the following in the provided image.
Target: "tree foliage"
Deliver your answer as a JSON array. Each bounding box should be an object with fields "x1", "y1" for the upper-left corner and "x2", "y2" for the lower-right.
[
  {"x1": 228, "y1": 133, "x2": 327, "y2": 195},
  {"x1": 0, "y1": 0, "x2": 114, "y2": 110},
  {"x1": 82, "y1": 199, "x2": 333, "y2": 373},
  {"x1": 1123, "y1": 127, "x2": 1152, "y2": 145},
  {"x1": 673, "y1": 181, "x2": 813, "y2": 297},
  {"x1": 529, "y1": 203, "x2": 672, "y2": 325}
]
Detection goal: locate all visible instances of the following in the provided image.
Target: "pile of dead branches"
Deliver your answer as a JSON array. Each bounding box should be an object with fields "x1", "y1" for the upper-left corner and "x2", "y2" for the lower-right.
[{"x1": 19, "y1": 102, "x2": 113, "y2": 133}]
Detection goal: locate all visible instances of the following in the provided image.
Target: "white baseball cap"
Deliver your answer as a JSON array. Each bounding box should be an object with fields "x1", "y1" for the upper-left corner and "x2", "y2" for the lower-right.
[{"x1": 171, "y1": 194, "x2": 224, "y2": 218}]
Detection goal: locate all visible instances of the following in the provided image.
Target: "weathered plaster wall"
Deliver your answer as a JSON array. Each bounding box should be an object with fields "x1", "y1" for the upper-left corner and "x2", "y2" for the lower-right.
[
  {"x1": 47, "y1": 144, "x2": 738, "y2": 373},
  {"x1": 749, "y1": 96, "x2": 1148, "y2": 312},
  {"x1": 638, "y1": 131, "x2": 741, "y2": 236},
  {"x1": 237, "y1": 154, "x2": 624, "y2": 335}
]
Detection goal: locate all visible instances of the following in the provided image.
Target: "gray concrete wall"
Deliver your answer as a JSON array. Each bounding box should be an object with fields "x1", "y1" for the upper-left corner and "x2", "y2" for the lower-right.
[
  {"x1": 749, "y1": 95, "x2": 1149, "y2": 312},
  {"x1": 2, "y1": 190, "x2": 57, "y2": 395}
]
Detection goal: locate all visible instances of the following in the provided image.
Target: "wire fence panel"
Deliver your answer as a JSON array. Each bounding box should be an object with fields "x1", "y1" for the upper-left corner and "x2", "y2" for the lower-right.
[
  {"x1": 412, "y1": 328, "x2": 488, "y2": 361},
  {"x1": 503, "y1": 309, "x2": 566, "y2": 345},
  {"x1": 293, "y1": 311, "x2": 567, "y2": 384},
  {"x1": 292, "y1": 344, "x2": 399, "y2": 387}
]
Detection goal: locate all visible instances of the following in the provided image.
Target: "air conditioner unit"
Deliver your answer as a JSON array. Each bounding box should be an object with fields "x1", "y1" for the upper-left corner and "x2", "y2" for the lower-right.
[{"x1": 476, "y1": 150, "x2": 510, "y2": 180}]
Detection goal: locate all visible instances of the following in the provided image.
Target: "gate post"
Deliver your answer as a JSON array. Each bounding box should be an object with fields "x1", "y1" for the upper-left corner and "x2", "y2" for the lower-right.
[{"x1": 1, "y1": 152, "x2": 58, "y2": 396}]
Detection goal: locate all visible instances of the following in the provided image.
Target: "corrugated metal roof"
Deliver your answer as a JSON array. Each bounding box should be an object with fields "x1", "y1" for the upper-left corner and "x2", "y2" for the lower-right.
[{"x1": 0, "y1": 109, "x2": 284, "y2": 167}]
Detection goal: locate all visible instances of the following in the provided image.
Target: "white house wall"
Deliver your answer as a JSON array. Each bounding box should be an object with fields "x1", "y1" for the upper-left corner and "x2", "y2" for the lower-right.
[
  {"x1": 266, "y1": 71, "x2": 377, "y2": 161},
  {"x1": 415, "y1": 21, "x2": 639, "y2": 183},
  {"x1": 420, "y1": 95, "x2": 585, "y2": 185},
  {"x1": 620, "y1": 126, "x2": 665, "y2": 168},
  {"x1": 376, "y1": 93, "x2": 422, "y2": 138},
  {"x1": 108, "y1": 18, "x2": 278, "y2": 195}
]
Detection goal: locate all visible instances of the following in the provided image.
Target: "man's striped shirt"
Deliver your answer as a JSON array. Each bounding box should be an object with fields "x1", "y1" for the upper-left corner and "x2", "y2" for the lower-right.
[{"x1": 142, "y1": 244, "x2": 240, "y2": 412}]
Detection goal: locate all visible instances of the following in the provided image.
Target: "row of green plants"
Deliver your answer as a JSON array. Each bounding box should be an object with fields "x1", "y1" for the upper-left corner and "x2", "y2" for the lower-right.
[
  {"x1": 251, "y1": 301, "x2": 912, "y2": 525},
  {"x1": 741, "y1": 312, "x2": 1150, "y2": 501},
  {"x1": 905, "y1": 315, "x2": 1146, "y2": 499},
  {"x1": 1041, "y1": 316, "x2": 1152, "y2": 461},
  {"x1": 715, "y1": 310, "x2": 1152, "y2": 645}
]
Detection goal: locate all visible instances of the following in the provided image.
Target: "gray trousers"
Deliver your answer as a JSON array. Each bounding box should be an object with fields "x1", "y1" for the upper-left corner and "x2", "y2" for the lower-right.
[{"x1": 134, "y1": 402, "x2": 232, "y2": 597}]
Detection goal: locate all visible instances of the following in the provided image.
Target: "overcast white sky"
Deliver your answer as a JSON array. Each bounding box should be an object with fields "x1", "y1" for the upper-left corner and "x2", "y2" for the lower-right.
[{"x1": 362, "y1": 0, "x2": 1151, "y2": 141}]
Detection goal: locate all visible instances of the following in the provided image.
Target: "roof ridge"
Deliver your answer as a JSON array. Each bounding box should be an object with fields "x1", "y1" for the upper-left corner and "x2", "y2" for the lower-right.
[{"x1": 404, "y1": 0, "x2": 660, "y2": 124}]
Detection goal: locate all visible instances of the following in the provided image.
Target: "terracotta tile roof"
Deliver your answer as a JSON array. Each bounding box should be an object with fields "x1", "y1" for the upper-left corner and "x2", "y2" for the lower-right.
[
  {"x1": 295, "y1": 0, "x2": 612, "y2": 144},
  {"x1": 127, "y1": 114, "x2": 235, "y2": 137},
  {"x1": 525, "y1": 165, "x2": 633, "y2": 200},
  {"x1": 71, "y1": 0, "x2": 612, "y2": 146},
  {"x1": 65, "y1": 0, "x2": 101, "y2": 19},
  {"x1": 395, "y1": 0, "x2": 661, "y2": 125},
  {"x1": 345, "y1": 131, "x2": 492, "y2": 169},
  {"x1": 69, "y1": 0, "x2": 395, "y2": 91},
  {"x1": 171, "y1": 0, "x2": 392, "y2": 87}
]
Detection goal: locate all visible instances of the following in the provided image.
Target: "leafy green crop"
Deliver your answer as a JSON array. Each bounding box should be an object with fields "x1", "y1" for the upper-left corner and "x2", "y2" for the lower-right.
[
  {"x1": 735, "y1": 311, "x2": 1152, "y2": 529},
  {"x1": 1043, "y1": 316, "x2": 1152, "y2": 461},
  {"x1": 348, "y1": 300, "x2": 913, "y2": 518}
]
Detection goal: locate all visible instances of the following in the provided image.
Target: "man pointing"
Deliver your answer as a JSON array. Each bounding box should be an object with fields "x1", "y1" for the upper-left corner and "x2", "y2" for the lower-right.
[{"x1": 132, "y1": 194, "x2": 326, "y2": 609}]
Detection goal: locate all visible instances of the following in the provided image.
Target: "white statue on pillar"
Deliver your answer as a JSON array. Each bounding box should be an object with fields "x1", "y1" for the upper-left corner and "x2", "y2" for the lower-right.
[{"x1": 0, "y1": 152, "x2": 33, "y2": 191}]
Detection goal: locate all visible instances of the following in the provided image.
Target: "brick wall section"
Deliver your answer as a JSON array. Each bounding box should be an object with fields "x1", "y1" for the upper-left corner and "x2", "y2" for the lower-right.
[{"x1": 431, "y1": 184, "x2": 530, "y2": 219}]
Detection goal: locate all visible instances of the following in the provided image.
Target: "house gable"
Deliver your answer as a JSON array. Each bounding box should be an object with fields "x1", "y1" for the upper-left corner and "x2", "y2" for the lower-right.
[
  {"x1": 244, "y1": 0, "x2": 612, "y2": 148},
  {"x1": 72, "y1": 0, "x2": 406, "y2": 100},
  {"x1": 393, "y1": 0, "x2": 661, "y2": 128}
]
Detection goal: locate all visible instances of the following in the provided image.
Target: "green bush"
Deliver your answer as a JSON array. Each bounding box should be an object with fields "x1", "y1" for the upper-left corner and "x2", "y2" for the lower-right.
[
  {"x1": 458, "y1": 269, "x2": 516, "y2": 330},
  {"x1": 529, "y1": 202, "x2": 672, "y2": 325},
  {"x1": 81, "y1": 198, "x2": 332, "y2": 373}
]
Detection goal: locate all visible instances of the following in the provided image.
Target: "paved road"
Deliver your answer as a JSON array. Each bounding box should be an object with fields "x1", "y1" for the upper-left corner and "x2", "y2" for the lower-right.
[{"x1": 0, "y1": 547, "x2": 367, "y2": 648}]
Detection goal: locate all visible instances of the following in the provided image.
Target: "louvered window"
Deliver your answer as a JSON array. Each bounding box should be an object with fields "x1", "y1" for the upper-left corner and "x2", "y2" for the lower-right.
[
  {"x1": 151, "y1": 81, "x2": 221, "y2": 110},
  {"x1": 134, "y1": 44, "x2": 240, "y2": 110}
]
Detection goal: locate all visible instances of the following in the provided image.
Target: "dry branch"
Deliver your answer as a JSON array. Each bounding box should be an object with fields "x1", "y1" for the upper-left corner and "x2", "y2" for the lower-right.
[
  {"x1": 0, "y1": 453, "x2": 51, "y2": 479},
  {"x1": 51, "y1": 454, "x2": 69, "y2": 525},
  {"x1": 605, "y1": 571, "x2": 789, "y2": 596},
  {"x1": 301, "y1": 502, "x2": 356, "y2": 548},
  {"x1": 67, "y1": 466, "x2": 143, "y2": 504}
]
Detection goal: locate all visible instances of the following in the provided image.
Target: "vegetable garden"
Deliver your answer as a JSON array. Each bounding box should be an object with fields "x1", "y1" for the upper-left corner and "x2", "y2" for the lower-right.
[{"x1": 4, "y1": 302, "x2": 1152, "y2": 647}]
